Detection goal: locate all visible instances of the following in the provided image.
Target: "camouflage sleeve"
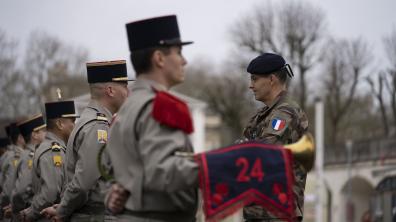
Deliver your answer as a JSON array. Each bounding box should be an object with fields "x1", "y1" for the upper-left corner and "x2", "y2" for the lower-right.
[
  {"x1": 136, "y1": 103, "x2": 199, "y2": 192},
  {"x1": 27, "y1": 151, "x2": 64, "y2": 220},
  {"x1": 258, "y1": 108, "x2": 295, "y2": 145},
  {"x1": 57, "y1": 122, "x2": 108, "y2": 218}
]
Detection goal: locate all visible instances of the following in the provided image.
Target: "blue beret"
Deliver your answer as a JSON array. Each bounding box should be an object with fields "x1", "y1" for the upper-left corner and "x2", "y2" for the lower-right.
[{"x1": 247, "y1": 53, "x2": 286, "y2": 75}]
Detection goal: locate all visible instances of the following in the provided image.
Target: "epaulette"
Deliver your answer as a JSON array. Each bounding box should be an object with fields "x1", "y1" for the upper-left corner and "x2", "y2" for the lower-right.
[
  {"x1": 96, "y1": 113, "x2": 109, "y2": 122},
  {"x1": 51, "y1": 142, "x2": 61, "y2": 152},
  {"x1": 152, "y1": 91, "x2": 194, "y2": 134}
]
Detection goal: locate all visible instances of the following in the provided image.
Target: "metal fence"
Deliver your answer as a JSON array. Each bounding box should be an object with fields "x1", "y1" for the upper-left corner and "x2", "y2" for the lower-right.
[{"x1": 324, "y1": 138, "x2": 396, "y2": 165}]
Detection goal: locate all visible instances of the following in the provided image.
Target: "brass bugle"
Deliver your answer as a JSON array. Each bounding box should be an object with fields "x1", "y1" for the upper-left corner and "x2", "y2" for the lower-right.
[{"x1": 285, "y1": 133, "x2": 315, "y2": 172}]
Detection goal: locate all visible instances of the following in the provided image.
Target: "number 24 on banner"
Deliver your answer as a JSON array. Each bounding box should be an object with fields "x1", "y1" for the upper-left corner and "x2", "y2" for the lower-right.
[{"x1": 236, "y1": 157, "x2": 265, "y2": 182}]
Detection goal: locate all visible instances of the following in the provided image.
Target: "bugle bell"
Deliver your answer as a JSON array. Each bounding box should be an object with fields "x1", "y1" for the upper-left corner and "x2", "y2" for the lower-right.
[{"x1": 284, "y1": 133, "x2": 315, "y2": 172}]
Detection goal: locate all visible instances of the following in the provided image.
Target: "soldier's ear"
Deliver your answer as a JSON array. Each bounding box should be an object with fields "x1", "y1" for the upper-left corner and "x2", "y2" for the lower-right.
[
  {"x1": 104, "y1": 84, "x2": 116, "y2": 98},
  {"x1": 152, "y1": 50, "x2": 165, "y2": 69},
  {"x1": 56, "y1": 119, "x2": 64, "y2": 130},
  {"x1": 269, "y1": 74, "x2": 278, "y2": 85}
]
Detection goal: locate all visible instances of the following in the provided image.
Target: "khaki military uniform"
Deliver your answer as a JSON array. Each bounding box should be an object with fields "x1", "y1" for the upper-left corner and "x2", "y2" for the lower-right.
[
  {"x1": 23, "y1": 132, "x2": 66, "y2": 221},
  {"x1": 11, "y1": 143, "x2": 36, "y2": 214},
  {"x1": 0, "y1": 147, "x2": 11, "y2": 220},
  {"x1": 0, "y1": 146, "x2": 12, "y2": 192},
  {"x1": 57, "y1": 100, "x2": 112, "y2": 221},
  {"x1": 107, "y1": 79, "x2": 199, "y2": 222},
  {"x1": 0, "y1": 145, "x2": 23, "y2": 219},
  {"x1": 243, "y1": 91, "x2": 308, "y2": 222}
]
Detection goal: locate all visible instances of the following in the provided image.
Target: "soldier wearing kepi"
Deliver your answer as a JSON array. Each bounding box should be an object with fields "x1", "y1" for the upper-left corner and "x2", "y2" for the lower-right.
[
  {"x1": 19, "y1": 100, "x2": 78, "y2": 222},
  {"x1": 11, "y1": 115, "x2": 47, "y2": 219},
  {"x1": 0, "y1": 137, "x2": 11, "y2": 191},
  {"x1": 41, "y1": 60, "x2": 129, "y2": 222},
  {"x1": 0, "y1": 123, "x2": 25, "y2": 220},
  {"x1": 242, "y1": 53, "x2": 309, "y2": 222},
  {"x1": 105, "y1": 15, "x2": 199, "y2": 222}
]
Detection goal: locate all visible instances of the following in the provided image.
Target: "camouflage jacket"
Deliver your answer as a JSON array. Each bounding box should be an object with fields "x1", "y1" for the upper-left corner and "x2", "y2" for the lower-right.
[{"x1": 243, "y1": 90, "x2": 308, "y2": 221}]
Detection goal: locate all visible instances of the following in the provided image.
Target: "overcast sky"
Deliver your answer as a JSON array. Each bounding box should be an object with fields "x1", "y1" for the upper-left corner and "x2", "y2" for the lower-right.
[{"x1": 1, "y1": 0, "x2": 396, "y2": 70}]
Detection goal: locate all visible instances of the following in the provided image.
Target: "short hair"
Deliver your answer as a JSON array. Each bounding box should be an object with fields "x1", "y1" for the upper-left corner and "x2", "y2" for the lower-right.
[
  {"x1": 89, "y1": 82, "x2": 107, "y2": 99},
  {"x1": 9, "y1": 125, "x2": 21, "y2": 145},
  {"x1": 130, "y1": 46, "x2": 171, "y2": 75},
  {"x1": 23, "y1": 132, "x2": 32, "y2": 144},
  {"x1": 46, "y1": 119, "x2": 58, "y2": 130},
  {"x1": 273, "y1": 68, "x2": 289, "y2": 84}
]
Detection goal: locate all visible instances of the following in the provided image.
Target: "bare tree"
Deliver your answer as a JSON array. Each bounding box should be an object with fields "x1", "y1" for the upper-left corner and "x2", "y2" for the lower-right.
[
  {"x1": 23, "y1": 31, "x2": 89, "y2": 108},
  {"x1": 175, "y1": 60, "x2": 255, "y2": 144},
  {"x1": 367, "y1": 73, "x2": 389, "y2": 136},
  {"x1": 0, "y1": 30, "x2": 89, "y2": 119},
  {"x1": 384, "y1": 70, "x2": 396, "y2": 128},
  {"x1": 384, "y1": 28, "x2": 396, "y2": 128},
  {"x1": 230, "y1": 0, "x2": 326, "y2": 110},
  {"x1": 323, "y1": 38, "x2": 371, "y2": 144},
  {"x1": 0, "y1": 29, "x2": 28, "y2": 118}
]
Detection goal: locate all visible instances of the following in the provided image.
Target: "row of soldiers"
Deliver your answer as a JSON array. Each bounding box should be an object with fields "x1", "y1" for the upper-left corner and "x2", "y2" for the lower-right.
[
  {"x1": 0, "y1": 58, "x2": 128, "y2": 222},
  {"x1": 0, "y1": 14, "x2": 308, "y2": 222}
]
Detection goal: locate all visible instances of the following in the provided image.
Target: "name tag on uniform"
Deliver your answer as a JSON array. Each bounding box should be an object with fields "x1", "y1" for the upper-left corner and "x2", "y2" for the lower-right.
[{"x1": 97, "y1": 130, "x2": 108, "y2": 144}]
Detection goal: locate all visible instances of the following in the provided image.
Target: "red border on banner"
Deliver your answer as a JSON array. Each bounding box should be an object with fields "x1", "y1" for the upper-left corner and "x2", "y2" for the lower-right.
[{"x1": 195, "y1": 142, "x2": 296, "y2": 222}]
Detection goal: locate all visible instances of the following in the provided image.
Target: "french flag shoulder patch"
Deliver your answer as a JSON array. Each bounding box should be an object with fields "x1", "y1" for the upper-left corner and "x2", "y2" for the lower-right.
[{"x1": 271, "y1": 118, "x2": 286, "y2": 131}]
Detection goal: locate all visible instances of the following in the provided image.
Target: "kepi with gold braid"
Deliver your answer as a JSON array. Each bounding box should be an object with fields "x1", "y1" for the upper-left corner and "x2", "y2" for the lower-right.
[
  {"x1": 18, "y1": 114, "x2": 46, "y2": 138},
  {"x1": 45, "y1": 100, "x2": 79, "y2": 119},
  {"x1": 86, "y1": 60, "x2": 133, "y2": 83}
]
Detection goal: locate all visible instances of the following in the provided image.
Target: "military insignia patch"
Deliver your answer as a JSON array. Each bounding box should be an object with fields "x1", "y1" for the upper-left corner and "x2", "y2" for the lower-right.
[
  {"x1": 28, "y1": 159, "x2": 33, "y2": 169},
  {"x1": 271, "y1": 118, "x2": 286, "y2": 131},
  {"x1": 195, "y1": 142, "x2": 295, "y2": 221},
  {"x1": 53, "y1": 155, "x2": 62, "y2": 167},
  {"x1": 97, "y1": 130, "x2": 108, "y2": 144}
]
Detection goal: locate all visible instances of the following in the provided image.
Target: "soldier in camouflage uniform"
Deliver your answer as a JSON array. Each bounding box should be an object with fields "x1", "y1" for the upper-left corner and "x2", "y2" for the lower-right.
[
  {"x1": 19, "y1": 100, "x2": 78, "y2": 222},
  {"x1": 41, "y1": 60, "x2": 129, "y2": 222},
  {"x1": 242, "y1": 53, "x2": 309, "y2": 222},
  {"x1": 11, "y1": 115, "x2": 46, "y2": 220}
]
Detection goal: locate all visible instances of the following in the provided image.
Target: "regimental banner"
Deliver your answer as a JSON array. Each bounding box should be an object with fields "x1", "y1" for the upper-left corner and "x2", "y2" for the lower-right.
[{"x1": 195, "y1": 142, "x2": 295, "y2": 221}]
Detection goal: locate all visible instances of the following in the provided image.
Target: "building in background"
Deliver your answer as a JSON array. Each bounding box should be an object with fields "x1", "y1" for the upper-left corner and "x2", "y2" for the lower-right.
[{"x1": 304, "y1": 137, "x2": 396, "y2": 222}]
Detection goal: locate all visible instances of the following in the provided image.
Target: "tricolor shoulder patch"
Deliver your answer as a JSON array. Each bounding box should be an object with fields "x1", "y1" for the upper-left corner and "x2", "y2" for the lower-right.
[{"x1": 271, "y1": 118, "x2": 286, "y2": 131}]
